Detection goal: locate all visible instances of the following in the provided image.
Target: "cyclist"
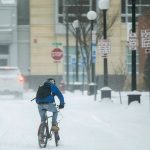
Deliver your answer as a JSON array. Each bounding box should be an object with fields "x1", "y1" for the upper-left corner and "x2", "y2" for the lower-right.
[{"x1": 36, "y1": 78, "x2": 65, "y2": 132}]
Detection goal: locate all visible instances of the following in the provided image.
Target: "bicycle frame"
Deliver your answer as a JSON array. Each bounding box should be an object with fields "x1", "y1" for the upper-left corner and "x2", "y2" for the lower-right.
[{"x1": 45, "y1": 115, "x2": 53, "y2": 138}]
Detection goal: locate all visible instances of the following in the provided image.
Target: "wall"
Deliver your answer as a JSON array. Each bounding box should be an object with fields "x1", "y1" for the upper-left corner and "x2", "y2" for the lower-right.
[
  {"x1": 18, "y1": 25, "x2": 30, "y2": 75},
  {"x1": 0, "y1": 1, "x2": 18, "y2": 66},
  {"x1": 30, "y1": 0, "x2": 64, "y2": 76}
]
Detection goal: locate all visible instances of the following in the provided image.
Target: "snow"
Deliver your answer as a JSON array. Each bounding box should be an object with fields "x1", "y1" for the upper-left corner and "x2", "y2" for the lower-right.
[
  {"x1": 0, "y1": 90, "x2": 150, "y2": 150},
  {"x1": 100, "y1": 86, "x2": 112, "y2": 91},
  {"x1": 128, "y1": 90, "x2": 141, "y2": 95}
]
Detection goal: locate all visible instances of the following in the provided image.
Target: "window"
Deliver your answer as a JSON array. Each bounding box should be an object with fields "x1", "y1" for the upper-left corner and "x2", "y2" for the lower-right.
[
  {"x1": 0, "y1": 45, "x2": 9, "y2": 54},
  {"x1": 1, "y1": 0, "x2": 15, "y2": 4},
  {"x1": 17, "y1": 0, "x2": 29, "y2": 25},
  {"x1": 125, "y1": 46, "x2": 139, "y2": 74},
  {"x1": 0, "y1": 45, "x2": 9, "y2": 66},
  {"x1": 57, "y1": 0, "x2": 96, "y2": 24},
  {"x1": 121, "y1": 0, "x2": 150, "y2": 23},
  {"x1": 0, "y1": 59, "x2": 7, "y2": 66},
  {"x1": 64, "y1": 46, "x2": 87, "y2": 84}
]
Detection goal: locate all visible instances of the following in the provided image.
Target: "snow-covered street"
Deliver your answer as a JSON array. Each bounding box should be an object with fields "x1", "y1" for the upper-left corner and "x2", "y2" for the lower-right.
[{"x1": 0, "y1": 90, "x2": 150, "y2": 150}]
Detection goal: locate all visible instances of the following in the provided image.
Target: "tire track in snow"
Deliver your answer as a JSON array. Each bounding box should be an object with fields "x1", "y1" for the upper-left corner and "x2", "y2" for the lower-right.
[{"x1": 90, "y1": 113, "x2": 136, "y2": 150}]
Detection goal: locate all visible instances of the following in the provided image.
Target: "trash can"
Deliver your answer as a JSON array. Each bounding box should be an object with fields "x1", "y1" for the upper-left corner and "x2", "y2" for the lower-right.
[
  {"x1": 87, "y1": 83, "x2": 97, "y2": 95},
  {"x1": 127, "y1": 91, "x2": 141, "y2": 105},
  {"x1": 73, "y1": 82, "x2": 82, "y2": 90},
  {"x1": 101, "y1": 87, "x2": 112, "y2": 99}
]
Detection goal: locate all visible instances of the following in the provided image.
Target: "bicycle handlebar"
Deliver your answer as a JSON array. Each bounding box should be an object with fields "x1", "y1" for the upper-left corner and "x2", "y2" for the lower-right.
[{"x1": 30, "y1": 97, "x2": 36, "y2": 101}]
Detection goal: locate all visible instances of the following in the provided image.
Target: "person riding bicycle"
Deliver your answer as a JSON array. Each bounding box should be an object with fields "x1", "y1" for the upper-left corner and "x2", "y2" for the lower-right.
[{"x1": 36, "y1": 78, "x2": 65, "y2": 132}]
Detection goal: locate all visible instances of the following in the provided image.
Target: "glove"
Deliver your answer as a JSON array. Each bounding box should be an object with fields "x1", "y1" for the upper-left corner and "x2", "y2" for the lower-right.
[{"x1": 59, "y1": 104, "x2": 64, "y2": 109}]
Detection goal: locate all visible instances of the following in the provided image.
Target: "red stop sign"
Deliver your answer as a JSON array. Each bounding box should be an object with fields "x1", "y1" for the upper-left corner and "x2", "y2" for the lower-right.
[{"x1": 51, "y1": 48, "x2": 63, "y2": 60}]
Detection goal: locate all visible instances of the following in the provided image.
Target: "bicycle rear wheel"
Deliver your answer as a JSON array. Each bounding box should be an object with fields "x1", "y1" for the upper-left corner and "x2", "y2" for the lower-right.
[{"x1": 38, "y1": 122, "x2": 48, "y2": 148}]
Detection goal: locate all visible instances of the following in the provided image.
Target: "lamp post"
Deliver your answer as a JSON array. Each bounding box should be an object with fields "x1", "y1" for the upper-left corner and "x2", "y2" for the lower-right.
[
  {"x1": 99, "y1": 0, "x2": 112, "y2": 99},
  {"x1": 87, "y1": 11, "x2": 97, "y2": 83},
  {"x1": 65, "y1": 6, "x2": 69, "y2": 90},
  {"x1": 131, "y1": 0, "x2": 137, "y2": 90},
  {"x1": 72, "y1": 19, "x2": 80, "y2": 82},
  {"x1": 127, "y1": 0, "x2": 141, "y2": 105},
  {"x1": 87, "y1": 10, "x2": 97, "y2": 95},
  {"x1": 99, "y1": 0, "x2": 109, "y2": 87}
]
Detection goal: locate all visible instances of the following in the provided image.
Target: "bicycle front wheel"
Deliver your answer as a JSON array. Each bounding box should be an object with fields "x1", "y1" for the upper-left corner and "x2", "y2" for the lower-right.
[{"x1": 38, "y1": 122, "x2": 48, "y2": 148}]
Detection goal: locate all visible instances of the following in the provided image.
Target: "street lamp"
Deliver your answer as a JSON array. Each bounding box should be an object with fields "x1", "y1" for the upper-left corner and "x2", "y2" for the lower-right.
[
  {"x1": 98, "y1": 0, "x2": 109, "y2": 87},
  {"x1": 72, "y1": 19, "x2": 80, "y2": 82},
  {"x1": 99, "y1": 0, "x2": 112, "y2": 99},
  {"x1": 87, "y1": 10, "x2": 97, "y2": 83},
  {"x1": 127, "y1": 0, "x2": 141, "y2": 105},
  {"x1": 87, "y1": 10, "x2": 97, "y2": 95}
]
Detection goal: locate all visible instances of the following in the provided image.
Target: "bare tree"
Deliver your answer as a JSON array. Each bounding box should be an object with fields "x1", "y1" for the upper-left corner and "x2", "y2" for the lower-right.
[
  {"x1": 110, "y1": 59, "x2": 128, "y2": 104},
  {"x1": 62, "y1": 0, "x2": 119, "y2": 85}
]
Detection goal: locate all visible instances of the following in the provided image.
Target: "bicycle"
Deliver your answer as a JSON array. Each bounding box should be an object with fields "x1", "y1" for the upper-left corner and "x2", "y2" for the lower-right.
[{"x1": 37, "y1": 110, "x2": 61, "y2": 148}]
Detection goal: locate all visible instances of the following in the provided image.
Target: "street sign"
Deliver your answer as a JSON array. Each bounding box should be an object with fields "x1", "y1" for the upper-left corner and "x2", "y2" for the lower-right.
[
  {"x1": 129, "y1": 32, "x2": 137, "y2": 50},
  {"x1": 141, "y1": 29, "x2": 150, "y2": 48},
  {"x1": 51, "y1": 42, "x2": 62, "y2": 46},
  {"x1": 51, "y1": 48, "x2": 63, "y2": 62},
  {"x1": 98, "y1": 39, "x2": 111, "y2": 54}
]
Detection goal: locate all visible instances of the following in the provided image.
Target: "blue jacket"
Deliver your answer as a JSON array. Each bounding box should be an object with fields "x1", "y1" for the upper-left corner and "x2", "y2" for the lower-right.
[{"x1": 36, "y1": 83, "x2": 64, "y2": 105}]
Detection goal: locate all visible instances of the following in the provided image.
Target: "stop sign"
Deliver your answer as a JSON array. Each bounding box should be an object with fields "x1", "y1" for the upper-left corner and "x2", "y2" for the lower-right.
[{"x1": 51, "y1": 48, "x2": 63, "y2": 61}]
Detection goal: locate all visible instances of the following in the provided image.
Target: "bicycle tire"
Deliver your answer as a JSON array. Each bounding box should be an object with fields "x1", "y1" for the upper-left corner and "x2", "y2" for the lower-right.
[{"x1": 38, "y1": 122, "x2": 48, "y2": 148}]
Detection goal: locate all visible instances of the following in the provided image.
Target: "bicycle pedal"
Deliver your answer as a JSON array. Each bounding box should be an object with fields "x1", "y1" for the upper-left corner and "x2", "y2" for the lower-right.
[{"x1": 47, "y1": 135, "x2": 51, "y2": 139}]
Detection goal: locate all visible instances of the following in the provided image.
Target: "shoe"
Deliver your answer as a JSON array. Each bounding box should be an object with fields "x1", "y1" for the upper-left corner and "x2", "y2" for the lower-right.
[
  {"x1": 55, "y1": 131, "x2": 60, "y2": 140},
  {"x1": 51, "y1": 125, "x2": 59, "y2": 132},
  {"x1": 56, "y1": 134, "x2": 60, "y2": 141}
]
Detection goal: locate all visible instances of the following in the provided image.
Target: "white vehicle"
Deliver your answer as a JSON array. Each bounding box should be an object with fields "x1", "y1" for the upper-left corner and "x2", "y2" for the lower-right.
[{"x1": 0, "y1": 66, "x2": 24, "y2": 98}]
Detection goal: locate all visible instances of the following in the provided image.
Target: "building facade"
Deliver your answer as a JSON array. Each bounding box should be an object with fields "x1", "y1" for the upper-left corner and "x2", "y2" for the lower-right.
[
  {"x1": 0, "y1": 0, "x2": 18, "y2": 66},
  {"x1": 1, "y1": 0, "x2": 150, "y2": 90},
  {"x1": 29, "y1": 0, "x2": 150, "y2": 90},
  {"x1": 28, "y1": 0, "x2": 127, "y2": 90}
]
